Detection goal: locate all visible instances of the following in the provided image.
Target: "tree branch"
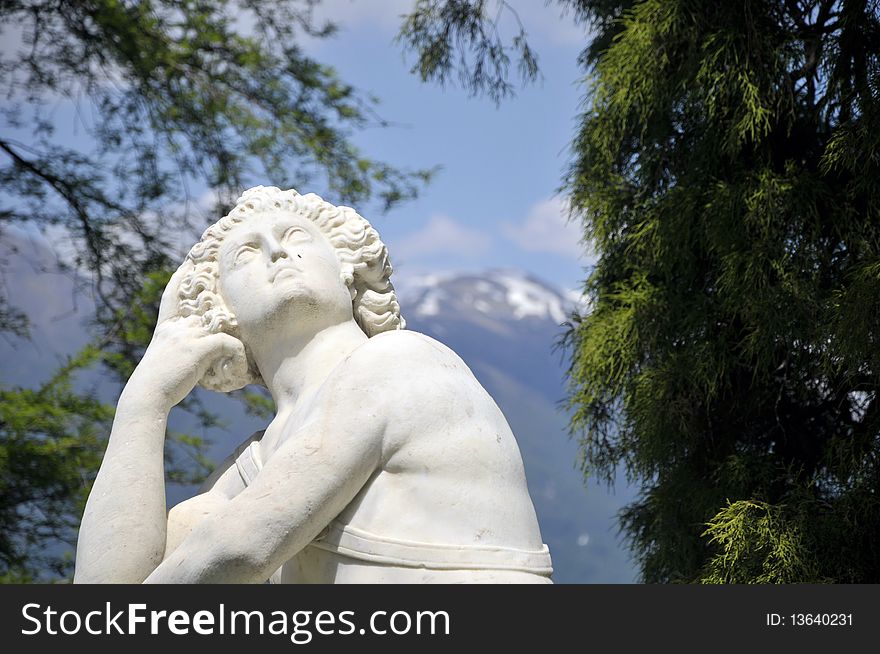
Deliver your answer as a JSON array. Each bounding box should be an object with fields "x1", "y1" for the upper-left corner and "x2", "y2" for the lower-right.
[{"x1": 0, "y1": 138, "x2": 111, "y2": 307}]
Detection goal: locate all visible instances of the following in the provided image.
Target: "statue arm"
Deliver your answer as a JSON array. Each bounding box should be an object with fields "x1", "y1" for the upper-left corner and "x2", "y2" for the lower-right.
[
  {"x1": 74, "y1": 270, "x2": 247, "y2": 583},
  {"x1": 143, "y1": 411, "x2": 386, "y2": 584},
  {"x1": 161, "y1": 433, "x2": 261, "y2": 559},
  {"x1": 73, "y1": 387, "x2": 171, "y2": 584},
  {"x1": 163, "y1": 469, "x2": 243, "y2": 560}
]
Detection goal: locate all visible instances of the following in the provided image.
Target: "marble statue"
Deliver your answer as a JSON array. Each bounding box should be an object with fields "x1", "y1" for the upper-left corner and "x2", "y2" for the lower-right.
[{"x1": 74, "y1": 186, "x2": 552, "y2": 583}]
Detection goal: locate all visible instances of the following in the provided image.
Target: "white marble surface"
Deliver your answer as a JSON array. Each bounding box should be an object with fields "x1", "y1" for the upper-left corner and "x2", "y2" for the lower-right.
[{"x1": 74, "y1": 186, "x2": 551, "y2": 583}]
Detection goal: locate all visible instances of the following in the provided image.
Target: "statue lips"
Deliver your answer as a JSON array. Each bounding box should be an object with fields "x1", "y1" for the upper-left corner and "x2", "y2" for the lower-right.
[{"x1": 270, "y1": 265, "x2": 302, "y2": 283}]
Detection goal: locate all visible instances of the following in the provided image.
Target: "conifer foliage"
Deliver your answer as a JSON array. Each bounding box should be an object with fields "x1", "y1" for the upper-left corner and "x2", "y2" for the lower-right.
[
  {"x1": 400, "y1": 0, "x2": 880, "y2": 582},
  {"x1": 562, "y1": 0, "x2": 880, "y2": 583}
]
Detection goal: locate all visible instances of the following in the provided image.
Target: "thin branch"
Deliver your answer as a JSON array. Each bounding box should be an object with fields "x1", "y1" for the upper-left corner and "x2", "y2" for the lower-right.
[{"x1": 0, "y1": 138, "x2": 112, "y2": 307}]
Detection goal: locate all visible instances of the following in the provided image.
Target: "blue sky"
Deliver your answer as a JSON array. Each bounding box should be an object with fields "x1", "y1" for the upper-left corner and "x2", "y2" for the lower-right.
[
  {"x1": 0, "y1": 1, "x2": 599, "y2": 412},
  {"x1": 1, "y1": 1, "x2": 595, "y2": 295},
  {"x1": 297, "y1": 0, "x2": 595, "y2": 294},
  {"x1": 1, "y1": 1, "x2": 597, "y2": 386}
]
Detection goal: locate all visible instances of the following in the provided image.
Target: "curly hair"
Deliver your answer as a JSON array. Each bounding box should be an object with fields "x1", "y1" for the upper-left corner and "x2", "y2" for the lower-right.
[{"x1": 173, "y1": 186, "x2": 405, "y2": 391}]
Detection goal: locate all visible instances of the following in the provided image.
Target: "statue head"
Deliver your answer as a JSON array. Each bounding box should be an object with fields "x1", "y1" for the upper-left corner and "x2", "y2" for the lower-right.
[{"x1": 168, "y1": 186, "x2": 405, "y2": 391}]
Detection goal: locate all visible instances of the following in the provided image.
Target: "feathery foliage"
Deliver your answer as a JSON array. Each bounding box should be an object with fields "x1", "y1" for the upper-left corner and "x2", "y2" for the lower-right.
[
  {"x1": 399, "y1": 0, "x2": 880, "y2": 582},
  {"x1": 0, "y1": 347, "x2": 110, "y2": 582},
  {"x1": 563, "y1": 0, "x2": 880, "y2": 583}
]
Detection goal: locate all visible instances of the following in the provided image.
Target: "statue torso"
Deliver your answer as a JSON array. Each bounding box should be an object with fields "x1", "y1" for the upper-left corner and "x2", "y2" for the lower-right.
[{"x1": 223, "y1": 331, "x2": 552, "y2": 583}]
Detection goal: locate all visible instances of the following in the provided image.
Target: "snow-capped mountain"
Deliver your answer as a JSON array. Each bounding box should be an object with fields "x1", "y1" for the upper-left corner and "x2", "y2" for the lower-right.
[
  {"x1": 402, "y1": 269, "x2": 581, "y2": 326},
  {"x1": 396, "y1": 269, "x2": 635, "y2": 583}
]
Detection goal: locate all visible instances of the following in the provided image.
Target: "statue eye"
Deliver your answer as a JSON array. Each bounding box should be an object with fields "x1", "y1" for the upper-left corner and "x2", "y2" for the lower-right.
[
  {"x1": 281, "y1": 226, "x2": 310, "y2": 244},
  {"x1": 234, "y1": 244, "x2": 258, "y2": 264}
]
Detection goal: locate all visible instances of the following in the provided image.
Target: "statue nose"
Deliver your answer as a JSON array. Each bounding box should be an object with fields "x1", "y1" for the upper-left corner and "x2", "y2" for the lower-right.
[{"x1": 269, "y1": 241, "x2": 288, "y2": 262}]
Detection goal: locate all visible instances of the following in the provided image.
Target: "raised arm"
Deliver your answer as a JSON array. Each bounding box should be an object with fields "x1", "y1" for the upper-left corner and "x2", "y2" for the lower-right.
[{"x1": 74, "y1": 271, "x2": 246, "y2": 583}]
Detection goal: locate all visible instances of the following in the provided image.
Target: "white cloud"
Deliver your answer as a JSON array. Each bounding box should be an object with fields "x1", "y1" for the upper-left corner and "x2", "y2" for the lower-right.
[
  {"x1": 502, "y1": 196, "x2": 591, "y2": 261},
  {"x1": 311, "y1": 0, "x2": 413, "y2": 33},
  {"x1": 506, "y1": 1, "x2": 592, "y2": 47},
  {"x1": 392, "y1": 214, "x2": 492, "y2": 261}
]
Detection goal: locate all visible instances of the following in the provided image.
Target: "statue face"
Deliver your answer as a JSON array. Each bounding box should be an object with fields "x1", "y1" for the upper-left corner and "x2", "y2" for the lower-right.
[{"x1": 216, "y1": 211, "x2": 353, "y2": 337}]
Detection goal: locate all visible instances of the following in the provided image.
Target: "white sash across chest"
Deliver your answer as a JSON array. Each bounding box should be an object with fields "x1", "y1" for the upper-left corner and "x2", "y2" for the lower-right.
[{"x1": 233, "y1": 440, "x2": 553, "y2": 576}]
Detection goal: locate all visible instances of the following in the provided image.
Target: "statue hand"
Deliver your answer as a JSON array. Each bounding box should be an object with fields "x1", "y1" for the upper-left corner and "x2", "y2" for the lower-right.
[
  {"x1": 126, "y1": 263, "x2": 247, "y2": 410},
  {"x1": 129, "y1": 316, "x2": 247, "y2": 410}
]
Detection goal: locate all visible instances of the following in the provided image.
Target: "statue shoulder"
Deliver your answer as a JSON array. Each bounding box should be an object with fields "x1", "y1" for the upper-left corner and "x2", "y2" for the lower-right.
[
  {"x1": 333, "y1": 330, "x2": 474, "y2": 397},
  {"x1": 354, "y1": 329, "x2": 464, "y2": 369}
]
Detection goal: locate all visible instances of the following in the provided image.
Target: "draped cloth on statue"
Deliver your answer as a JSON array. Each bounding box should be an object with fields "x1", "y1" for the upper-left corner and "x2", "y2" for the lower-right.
[{"x1": 232, "y1": 440, "x2": 553, "y2": 580}]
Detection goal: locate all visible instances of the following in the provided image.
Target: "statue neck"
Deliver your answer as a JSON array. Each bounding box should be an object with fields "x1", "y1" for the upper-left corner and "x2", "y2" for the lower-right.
[{"x1": 247, "y1": 318, "x2": 369, "y2": 415}]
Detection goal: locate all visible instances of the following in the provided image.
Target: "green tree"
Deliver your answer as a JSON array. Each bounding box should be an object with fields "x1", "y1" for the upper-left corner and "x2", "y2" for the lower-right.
[
  {"x1": 399, "y1": 0, "x2": 880, "y2": 582},
  {"x1": 0, "y1": 347, "x2": 110, "y2": 583},
  {"x1": 0, "y1": 0, "x2": 430, "y2": 581}
]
